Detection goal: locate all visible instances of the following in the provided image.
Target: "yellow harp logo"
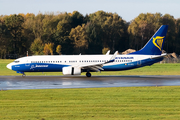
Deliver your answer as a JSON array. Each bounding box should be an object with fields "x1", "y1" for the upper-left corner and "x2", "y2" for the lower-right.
[{"x1": 152, "y1": 36, "x2": 164, "y2": 51}]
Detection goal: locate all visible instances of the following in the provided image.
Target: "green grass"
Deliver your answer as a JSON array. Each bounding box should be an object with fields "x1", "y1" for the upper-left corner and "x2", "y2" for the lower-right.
[
  {"x1": 1, "y1": 60, "x2": 180, "y2": 119},
  {"x1": 1, "y1": 86, "x2": 180, "y2": 119},
  {"x1": 1, "y1": 59, "x2": 180, "y2": 76}
]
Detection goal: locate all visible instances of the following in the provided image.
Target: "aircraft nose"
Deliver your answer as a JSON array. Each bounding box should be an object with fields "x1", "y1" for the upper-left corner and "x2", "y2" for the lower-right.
[{"x1": 6, "y1": 63, "x2": 12, "y2": 70}]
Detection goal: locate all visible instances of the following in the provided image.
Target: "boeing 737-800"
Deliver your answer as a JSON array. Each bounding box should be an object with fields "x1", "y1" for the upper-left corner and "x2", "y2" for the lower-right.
[{"x1": 7, "y1": 25, "x2": 168, "y2": 77}]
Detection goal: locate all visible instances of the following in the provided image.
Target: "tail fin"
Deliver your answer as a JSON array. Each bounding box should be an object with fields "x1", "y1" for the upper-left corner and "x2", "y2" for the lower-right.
[{"x1": 129, "y1": 25, "x2": 168, "y2": 55}]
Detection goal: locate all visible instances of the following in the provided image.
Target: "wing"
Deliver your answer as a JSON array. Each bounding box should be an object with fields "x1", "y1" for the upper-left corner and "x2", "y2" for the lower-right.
[{"x1": 79, "y1": 51, "x2": 118, "y2": 72}]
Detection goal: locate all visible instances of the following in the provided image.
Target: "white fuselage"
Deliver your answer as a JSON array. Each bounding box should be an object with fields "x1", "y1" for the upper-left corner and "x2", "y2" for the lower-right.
[{"x1": 7, "y1": 54, "x2": 162, "y2": 73}]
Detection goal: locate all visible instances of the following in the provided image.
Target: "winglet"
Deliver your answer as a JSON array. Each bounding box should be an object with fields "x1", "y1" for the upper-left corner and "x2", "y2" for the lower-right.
[
  {"x1": 110, "y1": 51, "x2": 118, "y2": 60},
  {"x1": 106, "y1": 50, "x2": 110, "y2": 55},
  {"x1": 105, "y1": 51, "x2": 118, "y2": 63}
]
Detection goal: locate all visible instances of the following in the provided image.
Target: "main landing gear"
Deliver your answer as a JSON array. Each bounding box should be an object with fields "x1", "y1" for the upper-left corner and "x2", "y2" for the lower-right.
[{"x1": 86, "y1": 72, "x2": 91, "y2": 77}]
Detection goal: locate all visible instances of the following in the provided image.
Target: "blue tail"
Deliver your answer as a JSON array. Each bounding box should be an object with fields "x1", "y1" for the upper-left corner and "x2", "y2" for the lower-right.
[{"x1": 129, "y1": 25, "x2": 168, "y2": 55}]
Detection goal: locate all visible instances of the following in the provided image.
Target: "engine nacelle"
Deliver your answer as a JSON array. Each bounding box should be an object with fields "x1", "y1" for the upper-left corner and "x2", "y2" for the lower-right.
[{"x1": 62, "y1": 67, "x2": 81, "y2": 75}]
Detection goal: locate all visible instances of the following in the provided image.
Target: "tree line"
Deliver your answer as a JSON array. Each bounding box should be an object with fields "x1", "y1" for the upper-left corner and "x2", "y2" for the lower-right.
[{"x1": 0, "y1": 11, "x2": 180, "y2": 59}]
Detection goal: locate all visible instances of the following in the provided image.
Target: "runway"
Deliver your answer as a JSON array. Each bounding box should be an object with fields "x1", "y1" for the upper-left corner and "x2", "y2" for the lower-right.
[{"x1": 0, "y1": 75, "x2": 180, "y2": 90}]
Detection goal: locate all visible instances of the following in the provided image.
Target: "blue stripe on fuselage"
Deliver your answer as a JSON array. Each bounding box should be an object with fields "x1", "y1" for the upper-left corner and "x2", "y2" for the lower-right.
[
  {"x1": 103, "y1": 57, "x2": 163, "y2": 71},
  {"x1": 12, "y1": 63, "x2": 69, "y2": 72}
]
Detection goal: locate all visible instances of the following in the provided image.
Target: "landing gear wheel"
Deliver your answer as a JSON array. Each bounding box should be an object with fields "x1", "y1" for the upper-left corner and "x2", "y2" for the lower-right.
[
  {"x1": 86, "y1": 72, "x2": 91, "y2": 77},
  {"x1": 22, "y1": 74, "x2": 26, "y2": 77}
]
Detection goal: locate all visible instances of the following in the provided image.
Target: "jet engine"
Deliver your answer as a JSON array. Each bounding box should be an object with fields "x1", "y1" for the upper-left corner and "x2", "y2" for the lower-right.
[{"x1": 62, "y1": 67, "x2": 81, "y2": 75}]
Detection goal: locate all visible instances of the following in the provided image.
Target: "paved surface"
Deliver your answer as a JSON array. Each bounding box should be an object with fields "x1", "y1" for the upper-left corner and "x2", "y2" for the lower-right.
[{"x1": 0, "y1": 75, "x2": 180, "y2": 90}]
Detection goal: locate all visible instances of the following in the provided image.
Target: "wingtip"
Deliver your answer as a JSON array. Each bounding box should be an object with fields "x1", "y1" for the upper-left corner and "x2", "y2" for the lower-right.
[{"x1": 105, "y1": 50, "x2": 110, "y2": 55}]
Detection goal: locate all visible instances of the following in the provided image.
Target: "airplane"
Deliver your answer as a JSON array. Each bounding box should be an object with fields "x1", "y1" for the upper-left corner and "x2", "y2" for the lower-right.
[{"x1": 7, "y1": 25, "x2": 168, "y2": 77}]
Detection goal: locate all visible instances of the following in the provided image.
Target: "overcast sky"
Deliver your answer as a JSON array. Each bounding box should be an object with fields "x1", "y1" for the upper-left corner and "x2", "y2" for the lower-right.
[{"x1": 0, "y1": 0, "x2": 180, "y2": 21}]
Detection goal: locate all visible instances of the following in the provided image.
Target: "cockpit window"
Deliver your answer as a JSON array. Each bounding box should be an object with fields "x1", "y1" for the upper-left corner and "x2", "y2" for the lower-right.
[{"x1": 14, "y1": 61, "x2": 19, "y2": 63}]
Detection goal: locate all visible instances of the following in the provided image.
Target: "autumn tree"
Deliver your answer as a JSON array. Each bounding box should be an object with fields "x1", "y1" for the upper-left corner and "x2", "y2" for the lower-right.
[
  {"x1": 43, "y1": 43, "x2": 54, "y2": 55},
  {"x1": 89, "y1": 11, "x2": 128, "y2": 53},
  {"x1": 85, "y1": 22, "x2": 102, "y2": 54},
  {"x1": 102, "y1": 47, "x2": 109, "y2": 54},
  {"x1": 0, "y1": 18, "x2": 9, "y2": 58},
  {"x1": 30, "y1": 13, "x2": 45, "y2": 38},
  {"x1": 128, "y1": 13, "x2": 163, "y2": 50},
  {"x1": 175, "y1": 19, "x2": 180, "y2": 54},
  {"x1": 103, "y1": 14, "x2": 128, "y2": 52},
  {"x1": 161, "y1": 14, "x2": 176, "y2": 53},
  {"x1": 48, "y1": 43, "x2": 54, "y2": 55},
  {"x1": 56, "y1": 45, "x2": 62, "y2": 55},
  {"x1": 43, "y1": 44, "x2": 49, "y2": 55},
  {"x1": 30, "y1": 37, "x2": 44, "y2": 55},
  {"x1": 22, "y1": 13, "x2": 36, "y2": 55},
  {"x1": 1, "y1": 11, "x2": 180, "y2": 57},
  {"x1": 69, "y1": 24, "x2": 88, "y2": 54},
  {"x1": 4, "y1": 14, "x2": 24, "y2": 55},
  {"x1": 55, "y1": 13, "x2": 73, "y2": 54}
]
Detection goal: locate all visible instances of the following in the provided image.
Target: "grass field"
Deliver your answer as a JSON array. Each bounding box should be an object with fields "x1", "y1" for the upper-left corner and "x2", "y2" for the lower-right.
[
  {"x1": 1, "y1": 59, "x2": 180, "y2": 119},
  {"x1": 1, "y1": 86, "x2": 180, "y2": 119},
  {"x1": 1, "y1": 59, "x2": 180, "y2": 76}
]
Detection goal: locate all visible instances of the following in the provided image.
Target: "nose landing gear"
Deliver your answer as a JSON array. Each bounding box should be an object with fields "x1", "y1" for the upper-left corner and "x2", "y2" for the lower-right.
[
  {"x1": 22, "y1": 73, "x2": 26, "y2": 77},
  {"x1": 86, "y1": 72, "x2": 91, "y2": 77},
  {"x1": 16, "y1": 71, "x2": 26, "y2": 77}
]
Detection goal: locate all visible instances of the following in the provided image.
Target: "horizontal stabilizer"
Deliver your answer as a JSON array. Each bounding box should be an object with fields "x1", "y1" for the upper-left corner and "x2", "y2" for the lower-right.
[{"x1": 151, "y1": 53, "x2": 172, "y2": 59}]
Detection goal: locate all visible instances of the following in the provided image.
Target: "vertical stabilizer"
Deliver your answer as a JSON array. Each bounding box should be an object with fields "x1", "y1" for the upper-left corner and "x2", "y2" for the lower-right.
[{"x1": 129, "y1": 25, "x2": 168, "y2": 55}]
